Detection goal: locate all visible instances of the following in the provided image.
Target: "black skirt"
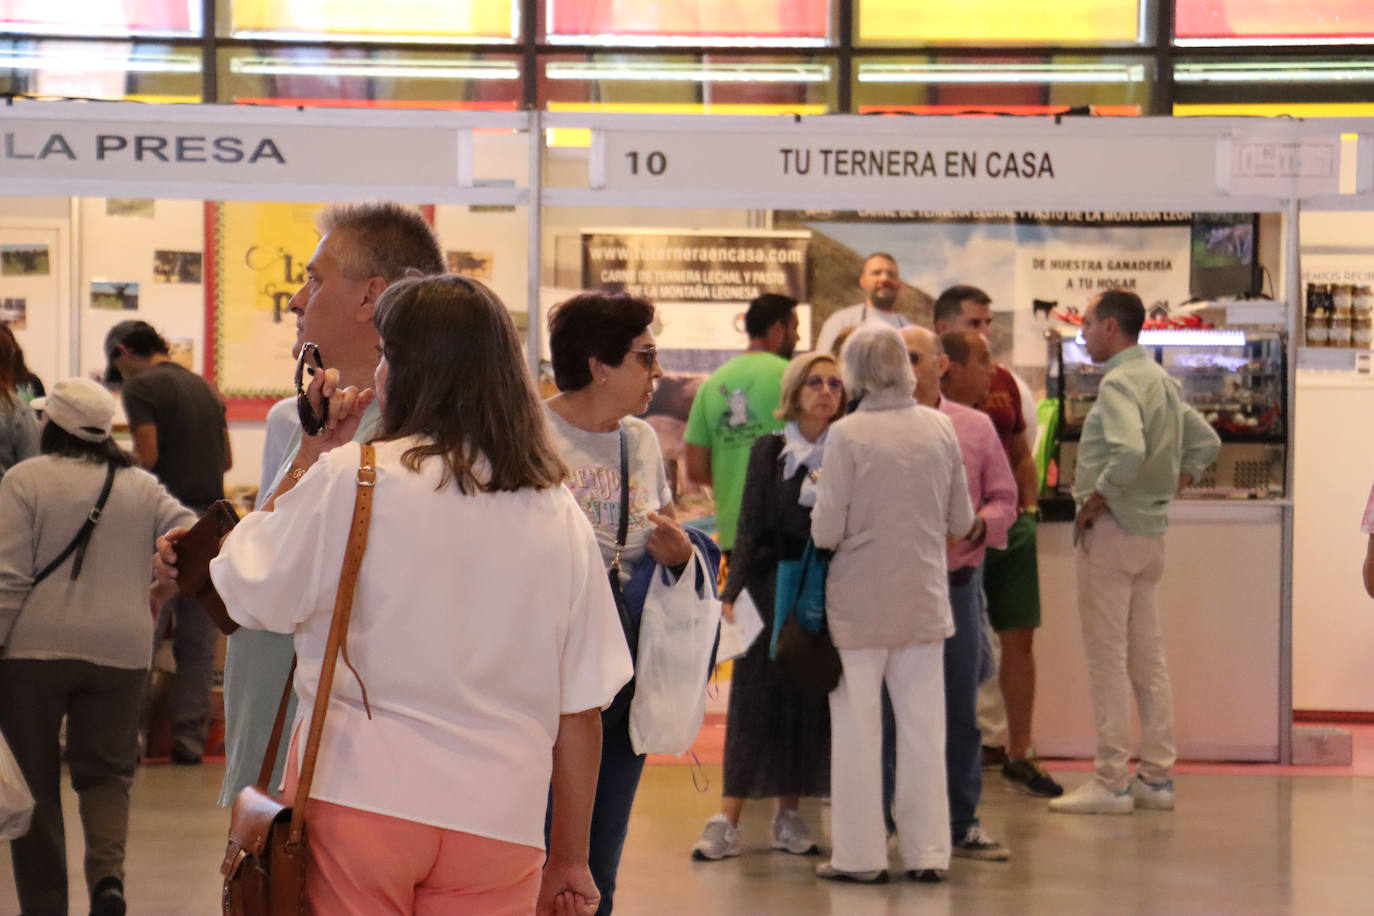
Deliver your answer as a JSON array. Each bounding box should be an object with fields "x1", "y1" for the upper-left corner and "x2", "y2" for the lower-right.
[{"x1": 720, "y1": 434, "x2": 831, "y2": 800}]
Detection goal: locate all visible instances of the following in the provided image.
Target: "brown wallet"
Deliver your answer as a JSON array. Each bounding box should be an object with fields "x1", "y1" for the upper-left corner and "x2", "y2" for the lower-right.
[{"x1": 175, "y1": 499, "x2": 241, "y2": 635}]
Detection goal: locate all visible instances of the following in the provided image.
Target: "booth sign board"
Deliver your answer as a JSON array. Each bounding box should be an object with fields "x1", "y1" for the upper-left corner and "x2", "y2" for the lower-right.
[
  {"x1": 0, "y1": 118, "x2": 471, "y2": 190},
  {"x1": 591, "y1": 129, "x2": 1225, "y2": 203},
  {"x1": 1216, "y1": 134, "x2": 1342, "y2": 198}
]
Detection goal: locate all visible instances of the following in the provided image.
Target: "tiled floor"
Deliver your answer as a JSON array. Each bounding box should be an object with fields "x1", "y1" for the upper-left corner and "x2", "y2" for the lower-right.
[{"x1": 3, "y1": 731, "x2": 1373, "y2": 915}]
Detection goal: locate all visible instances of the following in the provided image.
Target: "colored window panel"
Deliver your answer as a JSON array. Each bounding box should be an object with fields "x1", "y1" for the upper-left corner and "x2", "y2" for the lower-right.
[
  {"x1": 0, "y1": 0, "x2": 199, "y2": 36},
  {"x1": 226, "y1": 0, "x2": 517, "y2": 42},
  {"x1": 1176, "y1": 0, "x2": 1374, "y2": 43},
  {"x1": 0, "y1": 41, "x2": 201, "y2": 100},
  {"x1": 219, "y1": 48, "x2": 522, "y2": 108},
  {"x1": 857, "y1": 0, "x2": 1142, "y2": 44},
  {"x1": 546, "y1": 0, "x2": 829, "y2": 44}
]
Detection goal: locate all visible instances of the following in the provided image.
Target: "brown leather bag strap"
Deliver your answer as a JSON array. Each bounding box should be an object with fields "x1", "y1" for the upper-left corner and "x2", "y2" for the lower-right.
[
  {"x1": 286, "y1": 443, "x2": 378, "y2": 847},
  {"x1": 255, "y1": 657, "x2": 298, "y2": 791}
]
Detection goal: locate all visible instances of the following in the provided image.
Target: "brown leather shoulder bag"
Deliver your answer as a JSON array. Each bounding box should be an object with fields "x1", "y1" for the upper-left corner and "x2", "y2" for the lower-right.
[{"x1": 220, "y1": 444, "x2": 377, "y2": 916}]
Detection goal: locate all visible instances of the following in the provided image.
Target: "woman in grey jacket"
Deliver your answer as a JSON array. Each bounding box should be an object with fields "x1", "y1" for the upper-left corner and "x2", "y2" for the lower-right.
[
  {"x1": 810, "y1": 325, "x2": 979, "y2": 886},
  {"x1": 0, "y1": 378, "x2": 194, "y2": 916}
]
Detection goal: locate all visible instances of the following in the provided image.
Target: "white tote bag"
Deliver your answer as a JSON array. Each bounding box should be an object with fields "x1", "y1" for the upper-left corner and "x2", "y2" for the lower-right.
[
  {"x1": 629, "y1": 548, "x2": 722, "y2": 756},
  {"x1": 0, "y1": 730, "x2": 34, "y2": 841}
]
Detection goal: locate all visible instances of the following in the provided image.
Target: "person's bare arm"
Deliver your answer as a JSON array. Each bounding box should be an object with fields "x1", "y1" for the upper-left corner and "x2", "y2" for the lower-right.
[
  {"x1": 1363, "y1": 535, "x2": 1374, "y2": 599},
  {"x1": 685, "y1": 443, "x2": 712, "y2": 488},
  {"x1": 538, "y1": 708, "x2": 603, "y2": 916},
  {"x1": 1008, "y1": 431, "x2": 1038, "y2": 511},
  {"x1": 130, "y1": 423, "x2": 158, "y2": 470}
]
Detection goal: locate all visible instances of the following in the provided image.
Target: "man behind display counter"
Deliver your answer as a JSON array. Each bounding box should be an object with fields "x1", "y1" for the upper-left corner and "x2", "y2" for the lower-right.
[
  {"x1": 213, "y1": 201, "x2": 443, "y2": 805},
  {"x1": 814, "y1": 253, "x2": 913, "y2": 355},
  {"x1": 684, "y1": 294, "x2": 798, "y2": 556},
  {"x1": 933, "y1": 285, "x2": 1061, "y2": 799},
  {"x1": 1051, "y1": 290, "x2": 1219, "y2": 816}
]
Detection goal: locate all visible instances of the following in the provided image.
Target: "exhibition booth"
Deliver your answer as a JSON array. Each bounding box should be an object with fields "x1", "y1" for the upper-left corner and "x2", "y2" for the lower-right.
[{"x1": 2, "y1": 100, "x2": 1371, "y2": 763}]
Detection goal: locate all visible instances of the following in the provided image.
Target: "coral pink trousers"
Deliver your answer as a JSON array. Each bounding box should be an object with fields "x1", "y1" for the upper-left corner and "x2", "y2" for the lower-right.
[{"x1": 283, "y1": 736, "x2": 544, "y2": 915}]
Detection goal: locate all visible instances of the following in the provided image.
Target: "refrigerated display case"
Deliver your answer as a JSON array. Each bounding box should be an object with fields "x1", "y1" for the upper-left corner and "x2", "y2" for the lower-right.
[{"x1": 1047, "y1": 326, "x2": 1287, "y2": 500}]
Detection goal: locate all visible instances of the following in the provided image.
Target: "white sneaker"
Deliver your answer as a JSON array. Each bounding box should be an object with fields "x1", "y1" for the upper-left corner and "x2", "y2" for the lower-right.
[
  {"x1": 771, "y1": 809, "x2": 820, "y2": 855},
  {"x1": 1130, "y1": 776, "x2": 1175, "y2": 811},
  {"x1": 691, "y1": 814, "x2": 740, "y2": 861},
  {"x1": 1048, "y1": 779, "x2": 1134, "y2": 815}
]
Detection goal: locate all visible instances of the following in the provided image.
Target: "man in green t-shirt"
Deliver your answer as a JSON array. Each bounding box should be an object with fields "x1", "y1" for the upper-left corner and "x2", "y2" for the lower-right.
[{"x1": 685, "y1": 294, "x2": 799, "y2": 554}]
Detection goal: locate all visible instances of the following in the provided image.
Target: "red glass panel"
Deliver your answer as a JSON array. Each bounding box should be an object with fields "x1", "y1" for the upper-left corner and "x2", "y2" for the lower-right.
[
  {"x1": 548, "y1": 0, "x2": 828, "y2": 41},
  {"x1": 1177, "y1": 0, "x2": 1374, "y2": 41}
]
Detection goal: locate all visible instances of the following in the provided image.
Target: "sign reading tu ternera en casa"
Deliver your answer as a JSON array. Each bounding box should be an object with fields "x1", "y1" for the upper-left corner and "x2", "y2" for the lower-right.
[
  {"x1": 592, "y1": 129, "x2": 1226, "y2": 201},
  {"x1": 0, "y1": 118, "x2": 464, "y2": 188}
]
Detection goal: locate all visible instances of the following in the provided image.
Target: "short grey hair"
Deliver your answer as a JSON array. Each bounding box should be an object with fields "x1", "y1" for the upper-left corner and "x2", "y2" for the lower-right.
[
  {"x1": 841, "y1": 324, "x2": 915, "y2": 397},
  {"x1": 316, "y1": 201, "x2": 445, "y2": 283}
]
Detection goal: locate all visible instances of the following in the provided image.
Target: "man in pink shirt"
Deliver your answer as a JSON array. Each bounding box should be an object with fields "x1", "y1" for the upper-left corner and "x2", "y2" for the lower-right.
[{"x1": 899, "y1": 327, "x2": 1019, "y2": 861}]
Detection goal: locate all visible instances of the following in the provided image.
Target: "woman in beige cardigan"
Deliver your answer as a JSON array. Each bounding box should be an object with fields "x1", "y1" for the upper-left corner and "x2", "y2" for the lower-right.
[{"x1": 810, "y1": 324, "x2": 979, "y2": 885}]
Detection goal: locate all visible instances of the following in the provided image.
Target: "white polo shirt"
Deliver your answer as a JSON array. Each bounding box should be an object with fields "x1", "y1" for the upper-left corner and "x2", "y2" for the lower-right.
[
  {"x1": 211, "y1": 435, "x2": 633, "y2": 849},
  {"x1": 814, "y1": 302, "x2": 913, "y2": 354}
]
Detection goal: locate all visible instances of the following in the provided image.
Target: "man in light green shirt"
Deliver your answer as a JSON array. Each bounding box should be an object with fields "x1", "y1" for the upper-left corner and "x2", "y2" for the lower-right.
[
  {"x1": 1051, "y1": 290, "x2": 1220, "y2": 818},
  {"x1": 684, "y1": 294, "x2": 798, "y2": 553}
]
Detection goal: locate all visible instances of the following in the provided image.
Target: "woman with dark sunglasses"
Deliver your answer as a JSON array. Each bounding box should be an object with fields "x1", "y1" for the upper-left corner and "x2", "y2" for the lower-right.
[
  {"x1": 542, "y1": 290, "x2": 702, "y2": 916},
  {"x1": 691, "y1": 351, "x2": 845, "y2": 862}
]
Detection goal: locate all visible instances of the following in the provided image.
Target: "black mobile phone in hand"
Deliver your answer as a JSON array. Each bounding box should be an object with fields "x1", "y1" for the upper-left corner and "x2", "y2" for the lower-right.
[{"x1": 295, "y1": 342, "x2": 328, "y2": 436}]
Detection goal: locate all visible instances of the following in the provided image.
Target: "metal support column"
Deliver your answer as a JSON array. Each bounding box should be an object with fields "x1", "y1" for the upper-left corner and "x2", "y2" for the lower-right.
[
  {"x1": 1279, "y1": 196, "x2": 1301, "y2": 766},
  {"x1": 526, "y1": 110, "x2": 544, "y2": 376}
]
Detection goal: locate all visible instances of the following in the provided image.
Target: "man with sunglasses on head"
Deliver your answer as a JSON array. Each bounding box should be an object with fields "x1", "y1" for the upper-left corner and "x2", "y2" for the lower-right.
[
  {"x1": 105, "y1": 320, "x2": 230, "y2": 767},
  {"x1": 213, "y1": 201, "x2": 443, "y2": 807},
  {"x1": 685, "y1": 294, "x2": 799, "y2": 559}
]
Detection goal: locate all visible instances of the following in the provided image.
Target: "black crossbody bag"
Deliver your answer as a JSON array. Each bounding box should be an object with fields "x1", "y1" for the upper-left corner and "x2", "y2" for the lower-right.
[
  {"x1": 31, "y1": 461, "x2": 118, "y2": 586},
  {"x1": 604, "y1": 426, "x2": 637, "y2": 723}
]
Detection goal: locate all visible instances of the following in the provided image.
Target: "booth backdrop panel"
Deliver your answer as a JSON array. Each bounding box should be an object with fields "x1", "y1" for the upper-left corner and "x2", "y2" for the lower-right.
[
  {"x1": 1036, "y1": 510, "x2": 1282, "y2": 761},
  {"x1": 1293, "y1": 381, "x2": 1374, "y2": 714},
  {"x1": 210, "y1": 199, "x2": 322, "y2": 406},
  {"x1": 0, "y1": 218, "x2": 66, "y2": 393},
  {"x1": 79, "y1": 197, "x2": 205, "y2": 386}
]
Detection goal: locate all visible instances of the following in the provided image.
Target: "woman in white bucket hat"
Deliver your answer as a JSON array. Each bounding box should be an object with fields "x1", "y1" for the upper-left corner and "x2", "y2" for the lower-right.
[{"x1": 0, "y1": 377, "x2": 195, "y2": 916}]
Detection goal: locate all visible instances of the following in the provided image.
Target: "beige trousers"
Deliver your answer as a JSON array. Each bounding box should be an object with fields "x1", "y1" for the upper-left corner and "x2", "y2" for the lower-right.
[{"x1": 1075, "y1": 514, "x2": 1176, "y2": 793}]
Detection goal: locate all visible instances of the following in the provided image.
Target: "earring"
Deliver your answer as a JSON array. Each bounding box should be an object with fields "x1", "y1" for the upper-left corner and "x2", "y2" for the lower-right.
[{"x1": 600, "y1": 377, "x2": 607, "y2": 384}]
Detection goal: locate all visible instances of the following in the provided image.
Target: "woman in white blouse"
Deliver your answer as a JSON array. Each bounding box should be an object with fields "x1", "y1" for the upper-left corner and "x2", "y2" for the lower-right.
[
  {"x1": 179, "y1": 275, "x2": 632, "y2": 916},
  {"x1": 810, "y1": 324, "x2": 978, "y2": 885}
]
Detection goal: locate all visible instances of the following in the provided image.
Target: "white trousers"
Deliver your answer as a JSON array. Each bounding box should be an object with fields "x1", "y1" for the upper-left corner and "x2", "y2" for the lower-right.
[
  {"x1": 1075, "y1": 515, "x2": 1176, "y2": 792},
  {"x1": 829, "y1": 642, "x2": 949, "y2": 872}
]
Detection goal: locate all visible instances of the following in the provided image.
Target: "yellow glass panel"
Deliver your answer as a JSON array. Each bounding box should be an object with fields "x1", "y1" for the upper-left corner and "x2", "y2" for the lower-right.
[
  {"x1": 1175, "y1": 103, "x2": 1374, "y2": 117},
  {"x1": 858, "y1": 0, "x2": 1140, "y2": 43},
  {"x1": 545, "y1": 102, "x2": 829, "y2": 147},
  {"x1": 230, "y1": 0, "x2": 514, "y2": 39}
]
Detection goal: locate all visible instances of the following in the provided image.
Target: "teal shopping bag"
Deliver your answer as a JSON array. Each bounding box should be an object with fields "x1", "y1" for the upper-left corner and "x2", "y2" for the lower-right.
[{"x1": 770, "y1": 539, "x2": 829, "y2": 659}]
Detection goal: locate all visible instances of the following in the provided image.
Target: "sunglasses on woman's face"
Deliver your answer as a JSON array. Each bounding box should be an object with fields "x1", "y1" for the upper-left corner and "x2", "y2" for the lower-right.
[
  {"x1": 628, "y1": 345, "x2": 658, "y2": 370},
  {"x1": 803, "y1": 375, "x2": 843, "y2": 393}
]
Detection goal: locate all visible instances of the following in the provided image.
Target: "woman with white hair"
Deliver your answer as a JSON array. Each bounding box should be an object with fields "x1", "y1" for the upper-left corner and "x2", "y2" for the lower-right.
[{"x1": 810, "y1": 325, "x2": 980, "y2": 885}]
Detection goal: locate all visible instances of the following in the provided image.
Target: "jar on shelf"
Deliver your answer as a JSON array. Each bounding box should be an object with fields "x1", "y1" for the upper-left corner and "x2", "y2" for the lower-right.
[
  {"x1": 1305, "y1": 283, "x2": 1331, "y2": 347},
  {"x1": 1354, "y1": 285, "x2": 1374, "y2": 350}
]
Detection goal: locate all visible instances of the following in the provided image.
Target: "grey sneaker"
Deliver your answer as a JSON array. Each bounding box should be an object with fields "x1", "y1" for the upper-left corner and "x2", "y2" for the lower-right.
[
  {"x1": 952, "y1": 825, "x2": 1010, "y2": 861},
  {"x1": 771, "y1": 809, "x2": 820, "y2": 855},
  {"x1": 1130, "y1": 776, "x2": 1175, "y2": 811},
  {"x1": 691, "y1": 814, "x2": 740, "y2": 861},
  {"x1": 815, "y1": 862, "x2": 889, "y2": 884}
]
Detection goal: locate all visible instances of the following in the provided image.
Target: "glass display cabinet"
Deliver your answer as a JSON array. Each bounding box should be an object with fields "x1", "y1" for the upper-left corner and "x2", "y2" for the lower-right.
[{"x1": 1047, "y1": 327, "x2": 1287, "y2": 500}]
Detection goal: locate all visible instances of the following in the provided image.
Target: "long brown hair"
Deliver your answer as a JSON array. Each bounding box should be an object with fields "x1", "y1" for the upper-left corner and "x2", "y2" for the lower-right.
[
  {"x1": 373, "y1": 274, "x2": 566, "y2": 494},
  {"x1": 0, "y1": 325, "x2": 20, "y2": 405}
]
